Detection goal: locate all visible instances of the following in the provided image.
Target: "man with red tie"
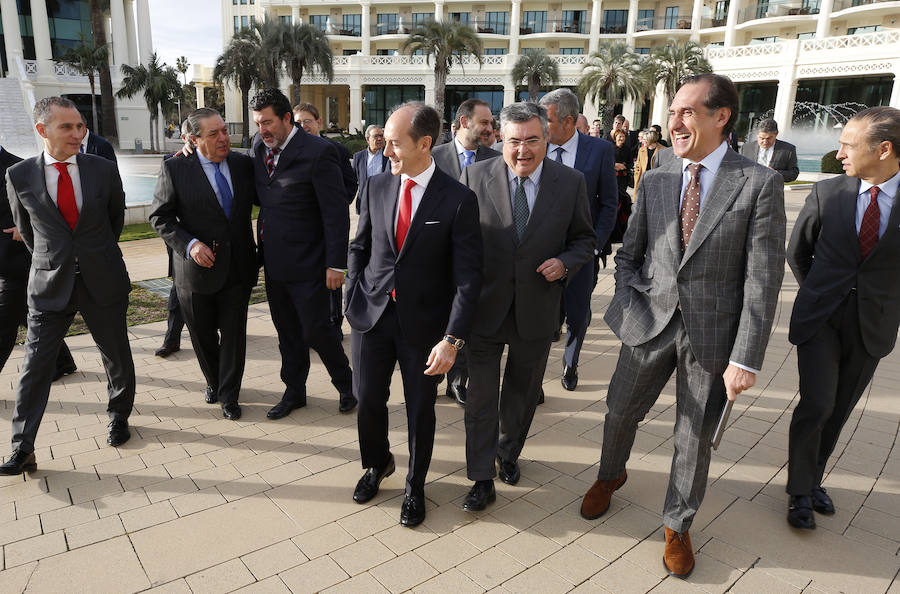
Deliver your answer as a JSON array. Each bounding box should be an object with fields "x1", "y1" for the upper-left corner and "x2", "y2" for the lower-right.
[
  {"x1": 1, "y1": 97, "x2": 135, "y2": 475},
  {"x1": 785, "y1": 106, "x2": 900, "y2": 529}
]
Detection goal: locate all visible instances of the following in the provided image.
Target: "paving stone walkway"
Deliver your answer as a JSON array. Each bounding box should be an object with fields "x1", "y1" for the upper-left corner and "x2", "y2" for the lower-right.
[{"x1": 0, "y1": 186, "x2": 898, "y2": 593}]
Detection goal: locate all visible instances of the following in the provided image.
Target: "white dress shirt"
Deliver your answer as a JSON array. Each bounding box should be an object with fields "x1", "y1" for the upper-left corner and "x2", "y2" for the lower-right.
[
  {"x1": 857, "y1": 169, "x2": 900, "y2": 239},
  {"x1": 394, "y1": 158, "x2": 436, "y2": 234},
  {"x1": 547, "y1": 130, "x2": 579, "y2": 169},
  {"x1": 43, "y1": 151, "x2": 84, "y2": 211},
  {"x1": 757, "y1": 144, "x2": 773, "y2": 167},
  {"x1": 80, "y1": 130, "x2": 90, "y2": 153}
]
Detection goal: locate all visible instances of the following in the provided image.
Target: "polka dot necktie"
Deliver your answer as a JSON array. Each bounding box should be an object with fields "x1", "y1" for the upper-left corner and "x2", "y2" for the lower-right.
[
  {"x1": 680, "y1": 163, "x2": 702, "y2": 252},
  {"x1": 859, "y1": 186, "x2": 880, "y2": 259}
]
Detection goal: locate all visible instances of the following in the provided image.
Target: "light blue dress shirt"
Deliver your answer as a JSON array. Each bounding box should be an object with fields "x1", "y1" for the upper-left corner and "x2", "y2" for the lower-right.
[
  {"x1": 506, "y1": 162, "x2": 543, "y2": 221},
  {"x1": 679, "y1": 140, "x2": 729, "y2": 210},
  {"x1": 547, "y1": 131, "x2": 579, "y2": 169}
]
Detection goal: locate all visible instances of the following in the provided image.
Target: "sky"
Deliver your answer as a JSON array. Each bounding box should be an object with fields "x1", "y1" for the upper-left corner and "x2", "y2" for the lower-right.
[{"x1": 149, "y1": 0, "x2": 223, "y2": 80}]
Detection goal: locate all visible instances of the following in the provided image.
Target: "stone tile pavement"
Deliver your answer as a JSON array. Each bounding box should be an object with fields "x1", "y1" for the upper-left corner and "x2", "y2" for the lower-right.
[{"x1": 0, "y1": 186, "x2": 898, "y2": 592}]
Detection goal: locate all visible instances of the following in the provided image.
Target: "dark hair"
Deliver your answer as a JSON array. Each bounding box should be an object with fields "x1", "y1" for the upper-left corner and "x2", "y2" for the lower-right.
[
  {"x1": 852, "y1": 106, "x2": 900, "y2": 156},
  {"x1": 456, "y1": 98, "x2": 491, "y2": 127},
  {"x1": 186, "y1": 107, "x2": 222, "y2": 137},
  {"x1": 651, "y1": 124, "x2": 662, "y2": 134},
  {"x1": 390, "y1": 101, "x2": 441, "y2": 151},
  {"x1": 33, "y1": 96, "x2": 78, "y2": 124},
  {"x1": 293, "y1": 102, "x2": 320, "y2": 121},
  {"x1": 613, "y1": 114, "x2": 625, "y2": 123},
  {"x1": 249, "y1": 88, "x2": 292, "y2": 120},
  {"x1": 592, "y1": 119, "x2": 602, "y2": 125},
  {"x1": 681, "y1": 73, "x2": 739, "y2": 138}
]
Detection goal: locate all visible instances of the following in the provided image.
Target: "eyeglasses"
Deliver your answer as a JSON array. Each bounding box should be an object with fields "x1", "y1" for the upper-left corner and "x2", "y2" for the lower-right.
[
  {"x1": 297, "y1": 119, "x2": 317, "y2": 127},
  {"x1": 505, "y1": 137, "x2": 545, "y2": 149}
]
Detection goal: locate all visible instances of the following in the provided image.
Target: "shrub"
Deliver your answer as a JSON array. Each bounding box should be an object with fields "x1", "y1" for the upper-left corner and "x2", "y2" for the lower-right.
[{"x1": 821, "y1": 150, "x2": 843, "y2": 174}]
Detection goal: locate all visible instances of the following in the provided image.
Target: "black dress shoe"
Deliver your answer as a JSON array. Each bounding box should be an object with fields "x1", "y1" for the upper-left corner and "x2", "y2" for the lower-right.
[
  {"x1": 811, "y1": 486, "x2": 835, "y2": 515},
  {"x1": 447, "y1": 384, "x2": 467, "y2": 407},
  {"x1": 52, "y1": 363, "x2": 77, "y2": 382},
  {"x1": 353, "y1": 454, "x2": 395, "y2": 503},
  {"x1": 155, "y1": 344, "x2": 180, "y2": 358},
  {"x1": 400, "y1": 494, "x2": 426, "y2": 527},
  {"x1": 787, "y1": 495, "x2": 816, "y2": 529},
  {"x1": 497, "y1": 457, "x2": 520, "y2": 485},
  {"x1": 205, "y1": 386, "x2": 218, "y2": 404},
  {"x1": 267, "y1": 397, "x2": 306, "y2": 419},
  {"x1": 222, "y1": 403, "x2": 242, "y2": 420},
  {"x1": 552, "y1": 329, "x2": 562, "y2": 342},
  {"x1": 339, "y1": 392, "x2": 358, "y2": 413},
  {"x1": 561, "y1": 364, "x2": 578, "y2": 391},
  {"x1": 0, "y1": 450, "x2": 37, "y2": 475},
  {"x1": 107, "y1": 419, "x2": 131, "y2": 447},
  {"x1": 537, "y1": 387, "x2": 545, "y2": 405},
  {"x1": 462, "y1": 480, "x2": 496, "y2": 512}
]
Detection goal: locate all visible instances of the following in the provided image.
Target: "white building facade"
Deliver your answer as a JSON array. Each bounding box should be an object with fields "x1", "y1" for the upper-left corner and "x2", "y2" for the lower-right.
[{"x1": 220, "y1": 0, "x2": 900, "y2": 142}]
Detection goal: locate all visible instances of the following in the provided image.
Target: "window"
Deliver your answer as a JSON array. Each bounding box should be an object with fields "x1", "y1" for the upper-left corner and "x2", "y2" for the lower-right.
[
  {"x1": 234, "y1": 15, "x2": 239, "y2": 34},
  {"x1": 376, "y1": 13, "x2": 399, "y2": 34},
  {"x1": 413, "y1": 13, "x2": 434, "y2": 26},
  {"x1": 602, "y1": 10, "x2": 628, "y2": 33},
  {"x1": 342, "y1": 14, "x2": 361, "y2": 36},
  {"x1": 521, "y1": 47, "x2": 542, "y2": 55},
  {"x1": 376, "y1": 48, "x2": 396, "y2": 55},
  {"x1": 560, "y1": 47, "x2": 584, "y2": 54},
  {"x1": 797, "y1": 31, "x2": 815, "y2": 39},
  {"x1": 343, "y1": 49, "x2": 358, "y2": 56},
  {"x1": 279, "y1": 15, "x2": 291, "y2": 25},
  {"x1": 664, "y1": 7, "x2": 679, "y2": 29},
  {"x1": 450, "y1": 12, "x2": 471, "y2": 25},
  {"x1": 637, "y1": 9, "x2": 655, "y2": 30},
  {"x1": 755, "y1": 0, "x2": 769, "y2": 19},
  {"x1": 634, "y1": 47, "x2": 651, "y2": 54},
  {"x1": 241, "y1": 15, "x2": 249, "y2": 30},
  {"x1": 801, "y1": 0, "x2": 820, "y2": 11},
  {"x1": 714, "y1": 1, "x2": 728, "y2": 24},
  {"x1": 484, "y1": 48, "x2": 507, "y2": 55},
  {"x1": 309, "y1": 15, "x2": 328, "y2": 32},
  {"x1": 365, "y1": 85, "x2": 425, "y2": 128},
  {"x1": 562, "y1": 10, "x2": 587, "y2": 33},
  {"x1": 848, "y1": 25, "x2": 880, "y2": 34},
  {"x1": 750, "y1": 35, "x2": 779, "y2": 43},
  {"x1": 522, "y1": 11, "x2": 547, "y2": 34},
  {"x1": 483, "y1": 12, "x2": 509, "y2": 35},
  {"x1": 239, "y1": 0, "x2": 246, "y2": 4}
]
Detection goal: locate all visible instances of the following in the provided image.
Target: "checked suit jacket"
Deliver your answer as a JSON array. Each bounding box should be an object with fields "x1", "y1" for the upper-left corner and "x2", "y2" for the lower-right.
[{"x1": 605, "y1": 147, "x2": 787, "y2": 374}]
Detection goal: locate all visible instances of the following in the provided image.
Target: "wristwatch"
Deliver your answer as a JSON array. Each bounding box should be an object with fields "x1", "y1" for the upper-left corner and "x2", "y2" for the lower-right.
[{"x1": 444, "y1": 335, "x2": 465, "y2": 351}]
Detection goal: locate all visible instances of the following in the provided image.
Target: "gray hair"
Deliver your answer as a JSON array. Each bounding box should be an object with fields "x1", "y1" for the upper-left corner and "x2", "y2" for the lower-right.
[
  {"x1": 180, "y1": 119, "x2": 191, "y2": 136},
  {"x1": 757, "y1": 118, "x2": 779, "y2": 134},
  {"x1": 33, "y1": 96, "x2": 78, "y2": 125},
  {"x1": 539, "y1": 88, "x2": 580, "y2": 124},
  {"x1": 186, "y1": 107, "x2": 222, "y2": 137},
  {"x1": 499, "y1": 102, "x2": 548, "y2": 138},
  {"x1": 364, "y1": 124, "x2": 382, "y2": 138}
]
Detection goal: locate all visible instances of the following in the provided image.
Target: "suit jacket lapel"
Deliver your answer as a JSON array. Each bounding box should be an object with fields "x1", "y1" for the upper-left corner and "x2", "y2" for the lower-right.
[
  {"x1": 268, "y1": 126, "x2": 303, "y2": 185},
  {"x1": 398, "y1": 170, "x2": 446, "y2": 259},
  {"x1": 840, "y1": 175, "x2": 862, "y2": 259},
  {"x1": 485, "y1": 157, "x2": 516, "y2": 242},
  {"x1": 681, "y1": 151, "x2": 746, "y2": 265},
  {"x1": 573, "y1": 133, "x2": 590, "y2": 171},
  {"x1": 382, "y1": 173, "x2": 401, "y2": 257},
  {"x1": 35, "y1": 154, "x2": 71, "y2": 231},
  {"x1": 521, "y1": 159, "x2": 558, "y2": 244},
  {"x1": 657, "y1": 158, "x2": 683, "y2": 259}
]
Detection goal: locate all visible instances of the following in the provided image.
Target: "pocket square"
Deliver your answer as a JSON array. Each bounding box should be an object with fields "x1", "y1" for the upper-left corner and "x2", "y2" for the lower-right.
[{"x1": 425, "y1": 221, "x2": 441, "y2": 225}]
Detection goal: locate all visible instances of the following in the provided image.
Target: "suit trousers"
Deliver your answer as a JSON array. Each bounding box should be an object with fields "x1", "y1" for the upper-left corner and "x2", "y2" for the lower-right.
[
  {"x1": 465, "y1": 307, "x2": 553, "y2": 481},
  {"x1": 178, "y1": 281, "x2": 251, "y2": 405},
  {"x1": 787, "y1": 291, "x2": 879, "y2": 495},
  {"x1": 446, "y1": 350, "x2": 468, "y2": 392},
  {"x1": 598, "y1": 309, "x2": 726, "y2": 533},
  {"x1": 562, "y1": 259, "x2": 594, "y2": 368},
  {"x1": 329, "y1": 288, "x2": 344, "y2": 328},
  {"x1": 0, "y1": 276, "x2": 74, "y2": 374},
  {"x1": 11, "y1": 275, "x2": 135, "y2": 453},
  {"x1": 352, "y1": 302, "x2": 439, "y2": 497},
  {"x1": 162, "y1": 283, "x2": 184, "y2": 348},
  {"x1": 265, "y1": 274, "x2": 353, "y2": 400}
]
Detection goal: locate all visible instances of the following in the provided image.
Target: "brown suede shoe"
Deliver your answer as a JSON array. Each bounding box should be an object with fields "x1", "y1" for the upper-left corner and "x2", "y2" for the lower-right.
[
  {"x1": 580, "y1": 471, "x2": 627, "y2": 520},
  {"x1": 663, "y1": 526, "x2": 694, "y2": 579}
]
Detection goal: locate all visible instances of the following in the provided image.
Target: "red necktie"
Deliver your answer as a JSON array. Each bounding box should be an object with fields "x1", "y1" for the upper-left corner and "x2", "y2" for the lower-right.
[
  {"x1": 859, "y1": 186, "x2": 881, "y2": 259},
  {"x1": 395, "y1": 178, "x2": 416, "y2": 251},
  {"x1": 53, "y1": 162, "x2": 79, "y2": 230}
]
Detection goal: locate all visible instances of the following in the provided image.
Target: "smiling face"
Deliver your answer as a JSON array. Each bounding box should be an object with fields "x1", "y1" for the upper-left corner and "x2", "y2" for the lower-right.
[
  {"x1": 502, "y1": 117, "x2": 547, "y2": 177},
  {"x1": 383, "y1": 105, "x2": 432, "y2": 177},
  {"x1": 668, "y1": 81, "x2": 731, "y2": 162},
  {"x1": 252, "y1": 106, "x2": 294, "y2": 149},
  {"x1": 191, "y1": 114, "x2": 230, "y2": 162},
  {"x1": 459, "y1": 104, "x2": 495, "y2": 149},
  {"x1": 37, "y1": 105, "x2": 85, "y2": 161}
]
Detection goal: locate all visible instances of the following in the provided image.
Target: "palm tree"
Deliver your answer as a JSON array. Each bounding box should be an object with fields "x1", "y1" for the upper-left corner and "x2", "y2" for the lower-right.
[
  {"x1": 283, "y1": 23, "x2": 334, "y2": 106},
  {"x1": 253, "y1": 19, "x2": 290, "y2": 89},
  {"x1": 117, "y1": 53, "x2": 181, "y2": 152},
  {"x1": 58, "y1": 35, "x2": 108, "y2": 131},
  {"x1": 176, "y1": 56, "x2": 189, "y2": 86},
  {"x1": 88, "y1": 0, "x2": 117, "y2": 143},
  {"x1": 214, "y1": 30, "x2": 263, "y2": 147},
  {"x1": 649, "y1": 40, "x2": 713, "y2": 106},
  {"x1": 401, "y1": 21, "x2": 483, "y2": 124},
  {"x1": 511, "y1": 51, "x2": 560, "y2": 102},
  {"x1": 578, "y1": 42, "x2": 650, "y2": 135}
]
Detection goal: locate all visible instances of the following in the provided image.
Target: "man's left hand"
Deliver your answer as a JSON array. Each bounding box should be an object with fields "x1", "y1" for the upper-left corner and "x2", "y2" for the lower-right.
[
  {"x1": 424, "y1": 340, "x2": 457, "y2": 376},
  {"x1": 326, "y1": 269, "x2": 345, "y2": 290},
  {"x1": 2, "y1": 226, "x2": 23, "y2": 242},
  {"x1": 537, "y1": 258, "x2": 566, "y2": 283},
  {"x1": 723, "y1": 364, "x2": 755, "y2": 401}
]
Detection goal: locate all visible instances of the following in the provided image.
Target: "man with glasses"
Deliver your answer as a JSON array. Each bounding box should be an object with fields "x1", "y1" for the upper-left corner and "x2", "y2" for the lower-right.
[{"x1": 352, "y1": 125, "x2": 389, "y2": 214}]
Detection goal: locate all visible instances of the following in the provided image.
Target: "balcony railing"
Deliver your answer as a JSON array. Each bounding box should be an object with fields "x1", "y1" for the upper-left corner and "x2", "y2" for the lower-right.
[
  {"x1": 371, "y1": 23, "x2": 406, "y2": 35},
  {"x1": 599, "y1": 23, "x2": 627, "y2": 34},
  {"x1": 473, "y1": 20, "x2": 510, "y2": 35},
  {"x1": 739, "y1": 0, "x2": 819, "y2": 22},
  {"x1": 700, "y1": 16, "x2": 730, "y2": 27},
  {"x1": 519, "y1": 19, "x2": 589, "y2": 34},
  {"x1": 832, "y1": 0, "x2": 896, "y2": 10},
  {"x1": 635, "y1": 15, "x2": 694, "y2": 31},
  {"x1": 333, "y1": 24, "x2": 361, "y2": 37}
]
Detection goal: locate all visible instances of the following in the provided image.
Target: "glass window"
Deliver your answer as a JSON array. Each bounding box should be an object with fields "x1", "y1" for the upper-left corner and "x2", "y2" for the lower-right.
[
  {"x1": 234, "y1": 16, "x2": 240, "y2": 34},
  {"x1": 562, "y1": 10, "x2": 587, "y2": 33},
  {"x1": 714, "y1": 1, "x2": 728, "y2": 24},
  {"x1": 634, "y1": 47, "x2": 651, "y2": 54},
  {"x1": 664, "y1": 7, "x2": 679, "y2": 29},
  {"x1": 749, "y1": 35, "x2": 779, "y2": 43},
  {"x1": 560, "y1": 47, "x2": 584, "y2": 54},
  {"x1": 309, "y1": 15, "x2": 328, "y2": 31},
  {"x1": 239, "y1": 0, "x2": 246, "y2": 5},
  {"x1": 343, "y1": 49, "x2": 357, "y2": 56},
  {"x1": 241, "y1": 15, "x2": 248, "y2": 30},
  {"x1": 484, "y1": 48, "x2": 507, "y2": 55},
  {"x1": 847, "y1": 25, "x2": 880, "y2": 34},
  {"x1": 755, "y1": 0, "x2": 769, "y2": 19},
  {"x1": 365, "y1": 85, "x2": 425, "y2": 127},
  {"x1": 376, "y1": 13, "x2": 399, "y2": 34},
  {"x1": 279, "y1": 15, "x2": 291, "y2": 25},
  {"x1": 637, "y1": 9, "x2": 654, "y2": 30},
  {"x1": 797, "y1": 31, "x2": 815, "y2": 39},
  {"x1": 413, "y1": 13, "x2": 434, "y2": 26},
  {"x1": 450, "y1": 12, "x2": 471, "y2": 25},
  {"x1": 522, "y1": 11, "x2": 547, "y2": 34},
  {"x1": 342, "y1": 14, "x2": 361, "y2": 36},
  {"x1": 483, "y1": 12, "x2": 509, "y2": 35},
  {"x1": 801, "y1": 0, "x2": 820, "y2": 11},
  {"x1": 602, "y1": 10, "x2": 628, "y2": 33}
]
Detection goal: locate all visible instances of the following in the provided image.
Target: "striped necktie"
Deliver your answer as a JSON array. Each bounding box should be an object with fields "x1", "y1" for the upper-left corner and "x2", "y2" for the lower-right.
[{"x1": 266, "y1": 148, "x2": 279, "y2": 177}]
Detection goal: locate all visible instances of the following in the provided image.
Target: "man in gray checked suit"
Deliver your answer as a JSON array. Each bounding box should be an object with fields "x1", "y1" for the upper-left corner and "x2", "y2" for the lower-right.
[
  {"x1": 459, "y1": 102, "x2": 596, "y2": 512},
  {"x1": 579, "y1": 74, "x2": 786, "y2": 578}
]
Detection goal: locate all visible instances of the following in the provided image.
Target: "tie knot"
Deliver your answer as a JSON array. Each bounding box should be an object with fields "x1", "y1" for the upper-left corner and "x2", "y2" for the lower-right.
[
  {"x1": 53, "y1": 162, "x2": 69, "y2": 173},
  {"x1": 213, "y1": 161, "x2": 221, "y2": 171},
  {"x1": 271, "y1": 147, "x2": 279, "y2": 156},
  {"x1": 403, "y1": 178, "x2": 417, "y2": 191},
  {"x1": 687, "y1": 163, "x2": 702, "y2": 178},
  {"x1": 869, "y1": 186, "x2": 880, "y2": 201},
  {"x1": 518, "y1": 176, "x2": 528, "y2": 188},
  {"x1": 556, "y1": 147, "x2": 564, "y2": 155}
]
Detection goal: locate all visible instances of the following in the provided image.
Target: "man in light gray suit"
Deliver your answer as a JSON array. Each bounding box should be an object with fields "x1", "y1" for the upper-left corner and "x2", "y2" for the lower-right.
[
  {"x1": 459, "y1": 102, "x2": 596, "y2": 511},
  {"x1": 740, "y1": 118, "x2": 799, "y2": 182},
  {"x1": 0, "y1": 97, "x2": 135, "y2": 475},
  {"x1": 579, "y1": 74, "x2": 786, "y2": 578},
  {"x1": 432, "y1": 97, "x2": 500, "y2": 407}
]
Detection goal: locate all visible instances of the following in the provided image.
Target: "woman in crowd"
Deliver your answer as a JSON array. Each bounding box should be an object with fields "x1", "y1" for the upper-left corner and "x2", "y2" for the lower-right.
[{"x1": 633, "y1": 128, "x2": 661, "y2": 193}]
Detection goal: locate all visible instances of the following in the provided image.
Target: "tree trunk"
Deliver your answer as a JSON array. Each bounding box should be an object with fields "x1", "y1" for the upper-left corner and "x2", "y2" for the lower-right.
[
  {"x1": 291, "y1": 75, "x2": 301, "y2": 107},
  {"x1": 148, "y1": 112, "x2": 155, "y2": 152},
  {"x1": 602, "y1": 103, "x2": 615, "y2": 139},
  {"x1": 434, "y1": 67, "x2": 447, "y2": 132},
  {"x1": 241, "y1": 83, "x2": 251, "y2": 148},
  {"x1": 89, "y1": 0, "x2": 118, "y2": 145},
  {"x1": 528, "y1": 76, "x2": 538, "y2": 102},
  {"x1": 88, "y1": 74, "x2": 99, "y2": 131}
]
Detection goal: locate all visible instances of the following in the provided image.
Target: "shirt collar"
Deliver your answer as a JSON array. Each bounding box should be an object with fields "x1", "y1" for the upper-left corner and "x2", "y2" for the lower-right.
[
  {"x1": 275, "y1": 125, "x2": 298, "y2": 152},
  {"x1": 507, "y1": 161, "x2": 544, "y2": 187},
  {"x1": 80, "y1": 130, "x2": 90, "y2": 150},
  {"x1": 682, "y1": 140, "x2": 729, "y2": 175},
  {"x1": 43, "y1": 151, "x2": 77, "y2": 166},
  {"x1": 859, "y1": 169, "x2": 900, "y2": 199},
  {"x1": 548, "y1": 130, "x2": 579, "y2": 156},
  {"x1": 400, "y1": 157, "x2": 436, "y2": 190},
  {"x1": 196, "y1": 151, "x2": 227, "y2": 167},
  {"x1": 454, "y1": 136, "x2": 476, "y2": 157},
  {"x1": 367, "y1": 146, "x2": 381, "y2": 156}
]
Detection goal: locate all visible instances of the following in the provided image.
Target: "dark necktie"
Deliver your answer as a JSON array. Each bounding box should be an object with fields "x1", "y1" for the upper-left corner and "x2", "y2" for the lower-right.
[
  {"x1": 213, "y1": 162, "x2": 234, "y2": 218},
  {"x1": 680, "y1": 163, "x2": 702, "y2": 252},
  {"x1": 53, "y1": 162, "x2": 79, "y2": 230},
  {"x1": 513, "y1": 176, "x2": 530, "y2": 239},
  {"x1": 266, "y1": 147, "x2": 279, "y2": 177},
  {"x1": 859, "y1": 186, "x2": 881, "y2": 259},
  {"x1": 555, "y1": 147, "x2": 564, "y2": 163}
]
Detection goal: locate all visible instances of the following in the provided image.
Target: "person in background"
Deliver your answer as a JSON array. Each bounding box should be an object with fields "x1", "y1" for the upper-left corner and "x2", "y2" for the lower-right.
[
  {"x1": 576, "y1": 114, "x2": 590, "y2": 136},
  {"x1": 351, "y1": 125, "x2": 388, "y2": 214},
  {"x1": 740, "y1": 118, "x2": 800, "y2": 183},
  {"x1": 79, "y1": 116, "x2": 117, "y2": 163},
  {"x1": 612, "y1": 130, "x2": 632, "y2": 195},
  {"x1": 651, "y1": 124, "x2": 669, "y2": 147},
  {"x1": 634, "y1": 128, "x2": 662, "y2": 193},
  {"x1": 590, "y1": 119, "x2": 603, "y2": 138}
]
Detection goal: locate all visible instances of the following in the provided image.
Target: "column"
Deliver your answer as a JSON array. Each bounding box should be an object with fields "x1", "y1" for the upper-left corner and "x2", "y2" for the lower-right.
[
  {"x1": 690, "y1": 0, "x2": 703, "y2": 41},
  {"x1": 589, "y1": 0, "x2": 602, "y2": 54},
  {"x1": 434, "y1": 0, "x2": 444, "y2": 22},
  {"x1": 350, "y1": 77, "x2": 363, "y2": 132},
  {"x1": 583, "y1": 93, "x2": 598, "y2": 120},
  {"x1": 890, "y1": 64, "x2": 900, "y2": 108},
  {"x1": 196, "y1": 84, "x2": 205, "y2": 108},
  {"x1": 361, "y1": 1, "x2": 371, "y2": 55},
  {"x1": 725, "y1": 0, "x2": 741, "y2": 46},
  {"x1": 503, "y1": 73, "x2": 516, "y2": 106},
  {"x1": 773, "y1": 68, "x2": 798, "y2": 135},
  {"x1": 1, "y1": 0, "x2": 24, "y2": 77},
  {"x1": 137, "y1": 0, "x2": 153, "y2": 65},
  {"x1": 509, "y1": 0, "x2": 521, "y2": 56},
  {"x1": 815, "y1": 0, "x2": 833, "y2": 38},
  {"x1": 650, "y1": 81, "x2": 668, "y2": 131},
  {"x1": 30, "y1": 0, "x2": 54, "y2": 79},
  {"x1": 424, "y1": 78, "x2": 435, "y2": 107},
  {"x1": 625, "y1": 0, "x2": 639, "y2": 47},
  {"x1": 622, "y1": 97, "x2": 637, "y2": 124},
  {"x1": 109, "y1": 0, "x2": 129, "y2": 65},
  {"x1": 291, "y1": 5, "x2": 300, "y2": 24},
  {"x1": 124, "y1": 0, "x2": 139, "y2": 64}
]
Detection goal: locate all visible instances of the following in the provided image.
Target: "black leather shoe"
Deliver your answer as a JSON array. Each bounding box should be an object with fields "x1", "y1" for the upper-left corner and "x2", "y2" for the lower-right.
[
  {"x1": 353, "y1": 454, "x2": 395, "y2": 503},
  {"x1": 339, "y1": 392, "x2": 358, "y2": 413},
  {"x1": 497, "y1": 457, "x2": 520, "y2": 485},
  {"x1": 205, "y1": 386, "x2": 218, "y2": 404},
  {"x1": 0, "y1": 450, "x2": 37, "y2": 475},
  {"x1": 222, "y1": 403, "x2": 242, "y2": 420},
  {"x1": 811, "y1": 486, "x2": 835, "y2": 515},
  {"x1": 552, "y1": 329, "x2": 562, "y2": 342},
  {"x1": 561, "y1": 364, "x2": 578, "y2": 391},
  {"x1": 537, "y1": 387, "x2": 545, "y2": 405},
  {"x1": 267, "y1": 397, "x2": 306, "y2": 419},
  {"x1": 52, "y1": 363, "x2": 77, "y2": 382},
  {"x1": 447, "y1": 384, "x2": 467, "y2": 407},
  {"x1": 155, "y1": 344, "x2": 180, "y2": 358},
  {"x1": 787, "y1": 495, "x2": 816, "y2": 529},
  {"x1": 462, "y1": 480, "x2": 496, "y2": 512},
  {"x1": 400, "y1": 494, "x2": 426, "y2": 527},
  {"x1": 107, "y1": 420, "x2": 131, "y2": 447}
]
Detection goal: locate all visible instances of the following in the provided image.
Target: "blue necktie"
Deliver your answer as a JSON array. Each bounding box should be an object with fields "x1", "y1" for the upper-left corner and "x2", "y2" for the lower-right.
[
  {"x1": 213, "y1": 162, "x2": 233, "y2": 218},
  {"x1": 463, "y1": 150, "x2": 475, "y2": 168},
  {"x1": 555, "y1": 147, "x2": 564, "y2": 163}
]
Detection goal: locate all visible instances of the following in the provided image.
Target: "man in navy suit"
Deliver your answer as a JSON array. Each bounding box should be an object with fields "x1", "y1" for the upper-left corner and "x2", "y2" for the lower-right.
[
  {"x1": 78, "y1": 115, "x2": 117, "y2": 164},
  {"x1": 352, "y1": 125, "x2": 389, "y2": 213},
  {"x1": 346, "y1": 101, "x2": 482, "y2": 527},
  {"x1": 540, "y1": 89, "x2": 618, "y2": 390}
]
